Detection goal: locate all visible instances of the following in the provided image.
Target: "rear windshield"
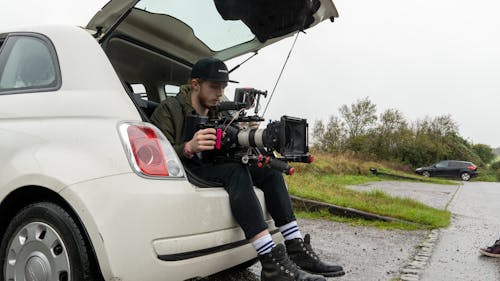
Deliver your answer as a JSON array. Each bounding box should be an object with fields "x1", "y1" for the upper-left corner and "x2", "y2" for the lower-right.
[{"x1": 134, "y1": 0, "x2": 255, "y2": 51}]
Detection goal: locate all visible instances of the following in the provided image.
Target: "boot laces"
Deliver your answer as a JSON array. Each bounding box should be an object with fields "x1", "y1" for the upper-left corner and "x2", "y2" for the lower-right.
[
  {"x1": 301, "y1": 241, "x2": 319, "y2": 260},
  {"x1": 274, "y1": 254, "x2": 299, "y2": 277}
]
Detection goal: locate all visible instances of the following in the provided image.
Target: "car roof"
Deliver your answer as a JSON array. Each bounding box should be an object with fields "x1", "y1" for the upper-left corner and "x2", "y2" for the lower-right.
[
  {"x1": 0, "y1": 25, "x2": 126, "y2": 93},
  {"x1": 441, "y1": 160, "x2": 475, "y2": 166},
  {"x1": 0, "y1": 25, "x2": 141, "y2": 120}
]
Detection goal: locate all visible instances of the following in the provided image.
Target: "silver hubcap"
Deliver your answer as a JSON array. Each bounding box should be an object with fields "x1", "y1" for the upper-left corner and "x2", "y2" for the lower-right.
[
  {"x1": 4, "y1": 222, "x2": 70, "y2": 281},
  {"x1": 423, "y1": 171, "x2": 430, "y2": 177},
  {"x1": 462, "y1": 173, "x2": 470, "y2": 181}
]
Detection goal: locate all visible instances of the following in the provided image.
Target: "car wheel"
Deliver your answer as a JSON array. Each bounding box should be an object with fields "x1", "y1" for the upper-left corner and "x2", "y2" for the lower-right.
[
  {"x1": 422, "y1": 171, "x2": 431, "y2": 177},
  {"x1": 461, "y1": 172, "x2": 471, "y2": 181},
  {"x1": 0, "y1": 202, "x2": 97, "y2": 281}
]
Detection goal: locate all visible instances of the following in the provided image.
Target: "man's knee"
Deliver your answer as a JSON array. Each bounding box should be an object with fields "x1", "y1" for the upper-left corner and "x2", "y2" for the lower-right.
[
  {"x1": 222, "y1": 163, "x2": 254, "y2": 190},
  {"x1": 258, "y1": 167, "x2": 286, "y2": 185}
]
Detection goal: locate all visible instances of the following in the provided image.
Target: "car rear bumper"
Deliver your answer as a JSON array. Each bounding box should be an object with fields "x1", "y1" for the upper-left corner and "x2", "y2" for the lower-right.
[{"x1": 61, "y1": 173, "x2": 280, "y2": 281}]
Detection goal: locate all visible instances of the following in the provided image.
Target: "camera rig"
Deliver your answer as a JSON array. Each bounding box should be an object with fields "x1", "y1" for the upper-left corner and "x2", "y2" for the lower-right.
[{"x1": 184, "y1": 88, "x2": 314, "y2": 175}]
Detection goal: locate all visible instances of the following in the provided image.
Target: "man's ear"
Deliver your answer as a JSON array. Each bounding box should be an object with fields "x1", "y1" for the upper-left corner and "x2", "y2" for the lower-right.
[{"x1": 190, "y1": 79, "x2": 200, "y2": 91}]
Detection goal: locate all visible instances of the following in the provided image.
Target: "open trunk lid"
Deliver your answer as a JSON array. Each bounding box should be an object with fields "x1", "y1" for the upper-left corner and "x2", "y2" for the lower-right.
[{"x1": 87, "y1": 0, "x2": 339, "y2": 64}]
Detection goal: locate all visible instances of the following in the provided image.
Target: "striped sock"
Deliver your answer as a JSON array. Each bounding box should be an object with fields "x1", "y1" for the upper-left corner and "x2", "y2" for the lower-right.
[
  {"x1": 279, "y1": 221, "x2": 302, "y2": 241},
  {"x1": 252, "y1": 234, "x2": 276, "y2": 256}
]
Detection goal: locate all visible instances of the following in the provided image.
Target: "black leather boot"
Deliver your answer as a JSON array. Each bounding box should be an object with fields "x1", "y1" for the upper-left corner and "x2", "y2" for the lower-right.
[
  {"x1": 258, "y1": 244, "x2": 327, "y2": 281},
  {"x1": 285, "y1": 234, "x2": 345, "y2": 277}
]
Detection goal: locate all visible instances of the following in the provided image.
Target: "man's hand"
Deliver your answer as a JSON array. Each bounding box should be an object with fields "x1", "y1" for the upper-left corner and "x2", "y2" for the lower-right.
[
  {"x1": 248, "y1": 121, "x2": 260, "y2": 129},
  {"x1": 186, "y1": 128, "x2": 217, "y2": 153},
  {"x1": 241, "y1": 121, "x2": 260, "y2": 130}
]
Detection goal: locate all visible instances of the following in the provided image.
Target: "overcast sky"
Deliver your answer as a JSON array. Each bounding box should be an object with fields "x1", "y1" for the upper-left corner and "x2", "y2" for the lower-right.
[{"x1": 1, "y1": 0, "x2": 499, "y2": 148}]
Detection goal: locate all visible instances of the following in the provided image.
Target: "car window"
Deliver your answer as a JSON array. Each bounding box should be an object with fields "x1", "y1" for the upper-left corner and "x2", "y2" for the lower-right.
[
  {"x1": 134, "y1": 0, "x2": 254, "y2": 51},
  {"x1": 435, "y1": 161, "x2": 448, "y2": 168},
  {"x1": 164, "y1": 84, "x2": 180, "y2": 98},
  {"x1": 0, "y1": 35, "x2": 60, "y2": 93},
  {"x1": 130, "y1": 83, "x2": 149, "y2": 100}
]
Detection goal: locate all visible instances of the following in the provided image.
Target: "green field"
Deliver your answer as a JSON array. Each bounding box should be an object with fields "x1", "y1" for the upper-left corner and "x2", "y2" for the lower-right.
[{"x1": 286, "y1": 153, "x2": 451, "y2": 230}]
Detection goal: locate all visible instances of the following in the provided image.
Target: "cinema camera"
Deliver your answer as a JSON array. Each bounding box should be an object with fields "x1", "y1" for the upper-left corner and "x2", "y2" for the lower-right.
[{"x1": 184, "y1": 88, "x2": 314, "y2": 175}]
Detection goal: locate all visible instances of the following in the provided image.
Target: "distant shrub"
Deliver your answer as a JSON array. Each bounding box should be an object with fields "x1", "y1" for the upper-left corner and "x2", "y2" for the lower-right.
[
  {"x1": 496, "y1": 169, "x2": 500, "y2": 182},
  {"x1": 313, "y1": 98, "x2": 492, "y2": 169},
  {"x1": 472, "y1": 144, "x2": 496, "y2": 164},
  {"x1": 490, "y1": 161, "x2": 500, "y2": 170}
]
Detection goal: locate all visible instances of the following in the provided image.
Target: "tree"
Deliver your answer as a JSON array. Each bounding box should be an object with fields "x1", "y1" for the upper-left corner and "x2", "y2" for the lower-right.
[
  {"x1": 339, "y1": 97, "x2": 377, "y2": 138},
  {"x1": 472, "y1": 143, "x2": 495, "y2": 165},
  {"x1": 372, "y1": 109, "x2": 410, "y2": 160},
  {"x1": 312, "y1": 116, "x2": 345, "y2": 152},
  {"x1": 312, "y1": 119, "x2": 326, "y2": 150},
  {"x1": 378, "y1": 109, "x2": 407, "y2": 134}
]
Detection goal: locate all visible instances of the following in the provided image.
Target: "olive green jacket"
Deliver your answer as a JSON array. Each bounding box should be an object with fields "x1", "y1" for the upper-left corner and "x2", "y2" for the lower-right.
[{"x1": 150, "y1": 85, "x2": 196, "y2": 160}]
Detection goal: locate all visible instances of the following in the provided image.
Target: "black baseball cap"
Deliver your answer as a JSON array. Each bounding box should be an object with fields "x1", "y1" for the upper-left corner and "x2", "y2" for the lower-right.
[{"x1": 190, "y1": 58, "x2": 238, "y2": 83}]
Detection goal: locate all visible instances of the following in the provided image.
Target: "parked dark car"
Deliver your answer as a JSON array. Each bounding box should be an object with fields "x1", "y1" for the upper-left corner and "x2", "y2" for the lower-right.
[{"x1": 415, "y1": 160, "x2": 478, "y2": 181}]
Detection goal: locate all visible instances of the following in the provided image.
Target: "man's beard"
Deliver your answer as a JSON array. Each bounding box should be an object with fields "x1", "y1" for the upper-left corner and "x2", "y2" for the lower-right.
[{"x1": 199, "y1": 95, "x2": 219, "y2": 109}]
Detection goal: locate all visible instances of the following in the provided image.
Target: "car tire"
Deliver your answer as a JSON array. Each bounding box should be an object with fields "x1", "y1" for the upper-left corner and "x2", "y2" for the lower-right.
[
  {"x1": 422, "y1": 171, "x2": 431, "y2": 177},
  {"x1": 0, "y1": 202, "x2": 97, "y2": 281},
  {"x1": 460, "y1": 172, "x2": 471, "y2": 181}
]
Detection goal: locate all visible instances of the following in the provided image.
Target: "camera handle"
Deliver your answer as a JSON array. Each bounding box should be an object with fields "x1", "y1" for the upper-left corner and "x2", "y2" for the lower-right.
[
  {"x1": 244, "y1": 154, "x2": 295, "y2": 175},
  {"x1": 215, "y1": 128, "x2": 223, "y2": 150}
]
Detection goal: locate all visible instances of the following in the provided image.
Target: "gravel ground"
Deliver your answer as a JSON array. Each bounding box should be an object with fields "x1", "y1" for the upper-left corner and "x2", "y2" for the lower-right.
[
  {"x1": 203, "y1": 217, "x2": 427, "y2": 281},
  {"x1": 201, "y1": 180, "x2": 462, "y2": 281}
]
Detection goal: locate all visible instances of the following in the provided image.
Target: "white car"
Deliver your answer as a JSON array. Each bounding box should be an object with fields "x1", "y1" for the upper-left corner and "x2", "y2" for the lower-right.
[{"x1": 0, "y1": 1, "x2": 338, "y2": 280}]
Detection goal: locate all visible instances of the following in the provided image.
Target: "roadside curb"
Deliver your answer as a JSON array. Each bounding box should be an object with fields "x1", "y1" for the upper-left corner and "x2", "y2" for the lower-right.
[
  {"x1": 396, "y1": 183, "x2": 460, "y2": 280},
  {"x1": 369, "y1": 168, "x2": 431, "y2": 182},
  {"x1": 290, "y1": 195, "x2": 426, "y2": 227},
  {"x1": 398, "y1": 229, "x2": 440, "y2": 281}
]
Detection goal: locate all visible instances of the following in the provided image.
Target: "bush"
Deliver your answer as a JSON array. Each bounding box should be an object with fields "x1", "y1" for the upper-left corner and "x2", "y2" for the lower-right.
[
  {"x1": 490, "y1": 161, "x2": 500, "y2": 170},
  {"x1": 313, "y1": 98, "x2": 491, "y2": 169},
  {"x1": 472, "y1": 144, "x2": 496, "y2": 164}
]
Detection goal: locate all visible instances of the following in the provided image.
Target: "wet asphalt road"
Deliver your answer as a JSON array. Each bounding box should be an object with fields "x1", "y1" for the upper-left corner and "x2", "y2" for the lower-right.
[
  {"x1": 200, "y1": 181, "x2": 500, "y2": 281},
  {"x1": 420, "y1": 181, "x2": 500, "y2": 281}
]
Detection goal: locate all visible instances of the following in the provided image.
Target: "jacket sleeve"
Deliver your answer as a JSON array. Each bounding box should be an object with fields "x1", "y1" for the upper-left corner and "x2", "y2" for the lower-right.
[{"x1": 150, "y1": 100, "x2": 188, "y2": 160}]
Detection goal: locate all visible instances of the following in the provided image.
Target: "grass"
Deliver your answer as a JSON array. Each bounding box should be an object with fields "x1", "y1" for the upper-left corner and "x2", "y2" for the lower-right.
[
  {"x1": 295, "y1": 210, "x2": 425, "y2": 230},
  {"x1": 475, "y1": 168, "x2": 500, "y2": 182},
  {"x1": 285, "y1": 153, "x2": 452, "y2": 230},
  {"x1": 292, "y1": 152, "x2": 455, "y2": 185},
  {"x1": 317, "y1": 174, "x2": 383, "y2": 186}
]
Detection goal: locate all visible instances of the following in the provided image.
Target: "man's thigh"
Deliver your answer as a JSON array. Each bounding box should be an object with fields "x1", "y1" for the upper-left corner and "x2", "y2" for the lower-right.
[{"x1": 189, "y1": 162, "x2": 251, "y2": 186}]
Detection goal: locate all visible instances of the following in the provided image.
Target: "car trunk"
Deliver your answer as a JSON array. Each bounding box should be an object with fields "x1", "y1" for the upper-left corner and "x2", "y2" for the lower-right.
[
  {"x1": 87, "y1": 0, "x2": 339, "y2": 64},
  {"x1": 86, "y1": 0, "x2": 339, "y2": 103}
]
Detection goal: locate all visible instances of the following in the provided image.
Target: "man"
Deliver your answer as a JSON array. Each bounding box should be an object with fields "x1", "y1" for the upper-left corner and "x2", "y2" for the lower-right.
[
  {"x1": 479, "y1": 237, "x2": 500, "y2": 258},
  {"x1": 151, "y1": 57, "x2": 345, "y2": 281}
]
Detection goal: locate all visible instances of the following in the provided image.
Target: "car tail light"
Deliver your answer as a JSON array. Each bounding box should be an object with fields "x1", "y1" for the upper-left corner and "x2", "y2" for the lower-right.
[
  {"x1": 467, "y1": 165, "x2": 477, "y2": 171},
  {"x1": 118, "y1": 122, "x2": 184, "y2": 178}
]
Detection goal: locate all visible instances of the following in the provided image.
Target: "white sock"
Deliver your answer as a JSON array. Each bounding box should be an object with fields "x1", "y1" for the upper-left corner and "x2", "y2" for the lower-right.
[
  {"x1": 279, "y1": 221, "x2": 303, "y2": 241},
  {"x1": 252, "y1": 234, "x2": 276, "y2": 255}
]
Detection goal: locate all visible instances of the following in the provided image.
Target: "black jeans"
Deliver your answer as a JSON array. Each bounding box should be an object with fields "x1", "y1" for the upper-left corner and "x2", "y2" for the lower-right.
[{"x1": 188, "y1": 162, "x2": 296, "y2": 240}]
